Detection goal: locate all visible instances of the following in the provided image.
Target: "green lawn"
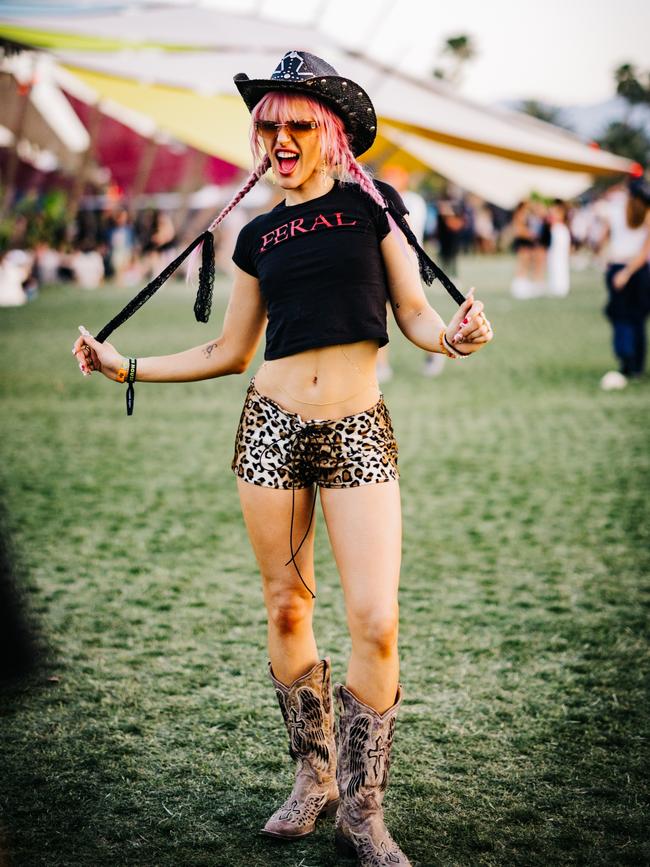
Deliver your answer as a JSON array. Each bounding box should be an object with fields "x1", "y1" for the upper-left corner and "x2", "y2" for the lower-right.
[{"x1": 0, "y1": 257, "x2": 648, "y2": 867}]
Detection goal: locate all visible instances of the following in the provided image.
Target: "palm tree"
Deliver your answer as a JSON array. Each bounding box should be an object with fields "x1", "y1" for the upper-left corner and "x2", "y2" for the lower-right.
[{"x1": 432, "y1": 33, "x2": 477, "y2": 87}]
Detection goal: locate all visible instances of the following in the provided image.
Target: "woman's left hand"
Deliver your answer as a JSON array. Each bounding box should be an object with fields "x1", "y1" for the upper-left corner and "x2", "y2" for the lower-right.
[
  {"x1": 445, "y1": 289, "x2": 494, "y2": 356},
  {"x1": 612, "y1": 269, "x2": 629, "y2": 291}
]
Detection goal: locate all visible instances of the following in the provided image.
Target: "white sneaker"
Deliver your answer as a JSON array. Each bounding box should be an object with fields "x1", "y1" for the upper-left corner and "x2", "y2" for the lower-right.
[
  {"x1": 510, "y1": 277, "x2": 534, "y2": 298},
  {"x1": 600, "y1": 371, "x2": 628, "y2": 391}
]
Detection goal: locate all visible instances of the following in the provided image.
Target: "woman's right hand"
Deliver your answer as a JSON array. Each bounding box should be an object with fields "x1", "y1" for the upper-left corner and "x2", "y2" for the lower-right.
[{"x1": 72, "y1": 326, "x2": 125, "y2": 380}]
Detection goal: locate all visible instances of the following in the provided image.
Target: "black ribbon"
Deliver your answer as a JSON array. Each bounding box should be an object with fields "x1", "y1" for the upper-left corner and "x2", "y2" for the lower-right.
[
  {"x1": 380, "y1": 194, "x2": 466, "y2": 307},
  {"x1": 126, "y1": 382, "x2": 135, "y2": 416},
  {"x1": 96, "y1": 230, "x2": 215, "y2": 345}
]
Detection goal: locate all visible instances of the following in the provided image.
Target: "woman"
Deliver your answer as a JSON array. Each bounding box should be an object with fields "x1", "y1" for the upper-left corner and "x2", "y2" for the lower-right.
[
  {"x1": 510, "y1": 200, "x2": 538, "y2": 297},
  {"x1": 73, "y1": 51, "x2": 493, "y2": 866},
  {"x1": 603, "y1": 179, "x2": 650, "y2": 383}
]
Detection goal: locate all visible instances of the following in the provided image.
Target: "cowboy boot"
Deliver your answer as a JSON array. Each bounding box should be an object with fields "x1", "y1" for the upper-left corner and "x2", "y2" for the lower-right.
[
  {"x1": 261, "y1": 658, "x2": 339, "y2": 839},
  {"x1": 334, "y1": 683, "x2": 411, "y2": 865}
]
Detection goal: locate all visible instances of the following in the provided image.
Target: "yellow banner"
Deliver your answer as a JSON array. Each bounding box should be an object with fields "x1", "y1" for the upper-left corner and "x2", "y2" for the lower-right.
[{"x1": 65, "y1": 66, "x2": 251, "y2": 168}]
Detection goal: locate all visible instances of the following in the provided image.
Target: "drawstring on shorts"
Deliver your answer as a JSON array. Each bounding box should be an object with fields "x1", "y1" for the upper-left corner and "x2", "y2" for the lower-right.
[{"x1": 258, "y1": 421, "x2": 361, "y2": 600}]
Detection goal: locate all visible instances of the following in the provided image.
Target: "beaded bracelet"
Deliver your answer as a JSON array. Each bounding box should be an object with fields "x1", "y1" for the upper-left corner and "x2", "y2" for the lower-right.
[
  {"x1": 443, "y1": 332, "x2": 470, "y2": 358},
  {"x1": 438, "y1": 329, "x2": 469, "y2": 359}
]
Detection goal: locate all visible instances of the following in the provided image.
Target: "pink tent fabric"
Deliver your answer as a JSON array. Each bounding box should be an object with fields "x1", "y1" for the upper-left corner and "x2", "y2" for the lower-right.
[{"x1": 67, "y1": 94, "x2": 239, "y2": 194}]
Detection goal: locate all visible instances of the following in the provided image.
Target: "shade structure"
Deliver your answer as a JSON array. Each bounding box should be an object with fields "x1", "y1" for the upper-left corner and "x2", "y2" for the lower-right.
[
  {"x1": 0, "y1": 9, "x2": 325, "y2": 53},
  {"x1": 374, "y1": 124, "x2": 595, "y2": 209},
  {"x1": 0, "y1": 6, "x2": 635, "y2": 203},
  {"x1": 61, "y1": 63, "x2": 252, "y2": 170},
  {"x1": 0, "y1": 56, "x2": 89, "y2": 173}
]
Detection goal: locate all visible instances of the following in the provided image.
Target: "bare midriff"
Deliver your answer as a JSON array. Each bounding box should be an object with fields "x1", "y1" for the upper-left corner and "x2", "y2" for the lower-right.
[{"x1": 253, "y1": 339, "x2": 381, "y2": 421}]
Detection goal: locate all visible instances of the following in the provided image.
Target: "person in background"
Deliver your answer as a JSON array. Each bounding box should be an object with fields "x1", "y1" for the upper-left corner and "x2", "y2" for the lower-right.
[
  {"x1": 600, "y1": 178, "x2": 650, "y2": 388},
  {"x1": 474, "y1": 200, "x2": 496, "y2": 254},
  {"x1": 530, "y1": 200, "x2": 550, "y2": 293},
  {"x1": 510, "y1": 201, "x2": 536, "y2": 297},
  {"x1": 71, "y1": 241, "x2": 105, "y2": 290},
  {"x1": 510, "y1": 199, "x2": 549, "y2": 298},
  {"x1": 546, "y1": 199, "x2": 571, "y2": 297},
  {"x1": 107, "y1": 207, "x2": 136, "y2": 286},
  {"x1": 436, "y1": 191, "x2": 465, "y2": 277}
]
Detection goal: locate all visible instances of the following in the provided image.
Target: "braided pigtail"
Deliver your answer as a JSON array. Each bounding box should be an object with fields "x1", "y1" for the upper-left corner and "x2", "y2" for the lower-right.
[
  {"x1": 336, "y1": 134, "x2": 465, "y2": 305},
  {"x1": 341, "y1": 157, "x2": 409, "y2": 247},
  {"x1": 206, "y1": 155, "x2": 271, "y2": 233},
  {"x1": 186, "y1": 155, "x2": 271, "y2": 320},
  {"x1": 96, "y1": 156, "x2": 270, "y2": 344}
]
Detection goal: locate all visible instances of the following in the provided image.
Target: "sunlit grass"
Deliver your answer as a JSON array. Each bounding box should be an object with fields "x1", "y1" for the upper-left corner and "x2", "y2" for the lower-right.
[{"x1": 0, "y1": 257, "x2": 648, "y2": 866}]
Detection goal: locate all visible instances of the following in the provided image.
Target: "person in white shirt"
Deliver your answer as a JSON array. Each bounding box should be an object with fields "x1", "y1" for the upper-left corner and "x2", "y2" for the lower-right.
[{"x1": 546, "y1": 200, "x2": 571, "y2": 297}]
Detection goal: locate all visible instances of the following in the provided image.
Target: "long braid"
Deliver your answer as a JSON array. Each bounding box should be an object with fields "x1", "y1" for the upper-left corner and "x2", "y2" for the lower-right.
[
  {"x1": 183, "y1": 155, "x2": 271, "y2": 321},
  {"x1": 96, "y1": 157, "x2": 271, "y2": 344},
  {"x1": 206, "y1": 155, "x2": 271, "y2": 233},
  {"x1": 339, "y1": 137, "x2": 465, "y2": 305}
]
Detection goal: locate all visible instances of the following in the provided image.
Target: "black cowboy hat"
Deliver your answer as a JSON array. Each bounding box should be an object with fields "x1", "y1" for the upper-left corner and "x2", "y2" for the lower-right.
[{"x1": 234, "y1": 50, "x2": 377, "y2": 157}]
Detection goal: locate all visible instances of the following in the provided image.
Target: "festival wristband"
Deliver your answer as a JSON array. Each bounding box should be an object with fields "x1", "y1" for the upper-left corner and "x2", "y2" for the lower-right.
[
  {"x1": 116, "y1": 359, "x2": 129, "y2": 382},
  {"x1": 444, "y1": 333, "x2": 469, "y2": 358},
  {"x1": 438, "y1": 330, "x2": 469, "y2": 359},
  {"x1": 125, "y1": 358, "x2": 137, "y2": 416}
]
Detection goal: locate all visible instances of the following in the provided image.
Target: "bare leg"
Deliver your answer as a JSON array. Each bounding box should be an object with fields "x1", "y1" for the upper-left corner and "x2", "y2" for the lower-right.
[
  {"x1": 515, "y1": 246, "x2": 531, "y2": 278},
  {"x1": 320, "y1": 480, "x2": 402, "y2": 713},
  {"x1": 236, "y1": 479, "x2": 318, "y2": 685},
  {"x1": 533, "y1": 246, "x2": 547, "y2": 283}
]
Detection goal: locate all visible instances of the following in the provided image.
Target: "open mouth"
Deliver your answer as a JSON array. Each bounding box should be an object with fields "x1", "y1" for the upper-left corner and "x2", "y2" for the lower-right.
[{"x1": 275, "y1": 150, "x2": 300, "y2": 176}]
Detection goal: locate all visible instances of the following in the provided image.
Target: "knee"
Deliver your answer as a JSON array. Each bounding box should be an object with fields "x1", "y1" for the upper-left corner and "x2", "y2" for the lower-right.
[
  {"x1": 350, "y1": 606, "x2": 399, "y2": 658},
  {"x1": 266, "y1": 589, "x2": 313, "y2": 637}
]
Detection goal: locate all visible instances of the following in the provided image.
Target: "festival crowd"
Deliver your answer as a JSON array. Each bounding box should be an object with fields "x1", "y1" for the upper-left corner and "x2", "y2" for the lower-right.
[{"x1": 1, "y1": 173, "x2": 649, "y2": 387}]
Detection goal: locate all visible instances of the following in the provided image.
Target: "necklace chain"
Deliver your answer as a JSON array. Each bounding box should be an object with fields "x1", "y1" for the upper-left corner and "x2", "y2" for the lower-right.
[{"x1": 261, "y1": 346, "x2": 377, "y2": 406}]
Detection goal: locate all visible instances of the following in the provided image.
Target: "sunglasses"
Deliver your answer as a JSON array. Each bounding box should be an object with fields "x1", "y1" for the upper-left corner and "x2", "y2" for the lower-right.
[{"x1": 255, "y1": 120, "x2": 319, "y2": 138}]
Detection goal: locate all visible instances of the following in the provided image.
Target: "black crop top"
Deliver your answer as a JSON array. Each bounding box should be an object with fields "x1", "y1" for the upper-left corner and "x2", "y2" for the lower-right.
[{"x1": 232, "y1": 180, "x2": 408, "y2": 360}]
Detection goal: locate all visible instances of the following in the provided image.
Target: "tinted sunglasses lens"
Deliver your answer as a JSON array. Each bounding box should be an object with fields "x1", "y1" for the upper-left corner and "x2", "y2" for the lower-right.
[
  {"x1": 255, "y1": 121, "x2": 317, "y2": 137},
  {"x1": 290, "y1": 122, "x2": 317, "y2": 134},
  {"x1": 256, "y1": 121, "x2": 279, "y2": 136}
]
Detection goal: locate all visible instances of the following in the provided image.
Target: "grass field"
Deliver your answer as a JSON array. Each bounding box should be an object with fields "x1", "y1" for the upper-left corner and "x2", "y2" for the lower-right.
[{"x1": 0, "y1": 257, "x2": 648, "y2": 867}]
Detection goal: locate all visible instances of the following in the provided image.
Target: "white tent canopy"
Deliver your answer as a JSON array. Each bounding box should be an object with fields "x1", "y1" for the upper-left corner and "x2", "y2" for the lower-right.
[
  {"x1": 381, "y1": 124, "x2": 595, "y2": 209},
  {"x1": 0, "y1": 6, "x2": 633, "y2": 202}
]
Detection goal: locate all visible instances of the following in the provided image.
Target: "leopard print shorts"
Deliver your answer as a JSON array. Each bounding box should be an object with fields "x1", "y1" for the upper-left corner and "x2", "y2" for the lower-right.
[{"x1": 232, "y1": 380, "x2": 399, "y2": 489}]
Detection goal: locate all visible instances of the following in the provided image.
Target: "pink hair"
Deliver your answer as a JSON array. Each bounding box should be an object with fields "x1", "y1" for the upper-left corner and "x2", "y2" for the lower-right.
[
  {"x1": 188, "y1": 91, "x2": 400, "y2": 284},
  {"x1": 251, "y1": 93, "x2": 405, "y2": 242},
  {"x1": 251, "y1": 92, "x2": 390, "y2": 212}
]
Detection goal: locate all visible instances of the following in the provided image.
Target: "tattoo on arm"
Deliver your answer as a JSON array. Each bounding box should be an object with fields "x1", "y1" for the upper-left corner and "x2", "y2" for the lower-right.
[{"x1": 203, "y1": 342, "x2": 219, "y2": 359}]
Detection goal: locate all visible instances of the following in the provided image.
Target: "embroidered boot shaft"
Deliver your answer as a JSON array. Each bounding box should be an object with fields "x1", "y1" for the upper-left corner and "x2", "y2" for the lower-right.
[
  {"x1": 261, "y1": 658, "x2": 339, "y2": 839},
  {"x1": 334, "y1": 683, "x2": 411, "y2": 866}
]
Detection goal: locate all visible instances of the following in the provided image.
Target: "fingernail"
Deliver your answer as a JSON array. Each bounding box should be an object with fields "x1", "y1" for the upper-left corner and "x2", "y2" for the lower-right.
[
  {"x1": 454, "y1": 333, "x2": 462, "y2": 343},
  {"x1": 463, "y1": 318, "x2": 468, "y2": 324}
]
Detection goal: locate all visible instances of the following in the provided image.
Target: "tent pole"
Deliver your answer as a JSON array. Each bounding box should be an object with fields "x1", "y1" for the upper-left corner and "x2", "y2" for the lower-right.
[
  {"x1": 66, "y1": 100, "x2": 102, "y2": 223},
  {"x1": 1, "y1": 71, "x2": 34, "y2": 218},
  {"x1": 129, "y1": 136, "x2": 158, "y2": 213},
  {"x1": 174, "y1": 149, "x2": 207, "y2": 239}
]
